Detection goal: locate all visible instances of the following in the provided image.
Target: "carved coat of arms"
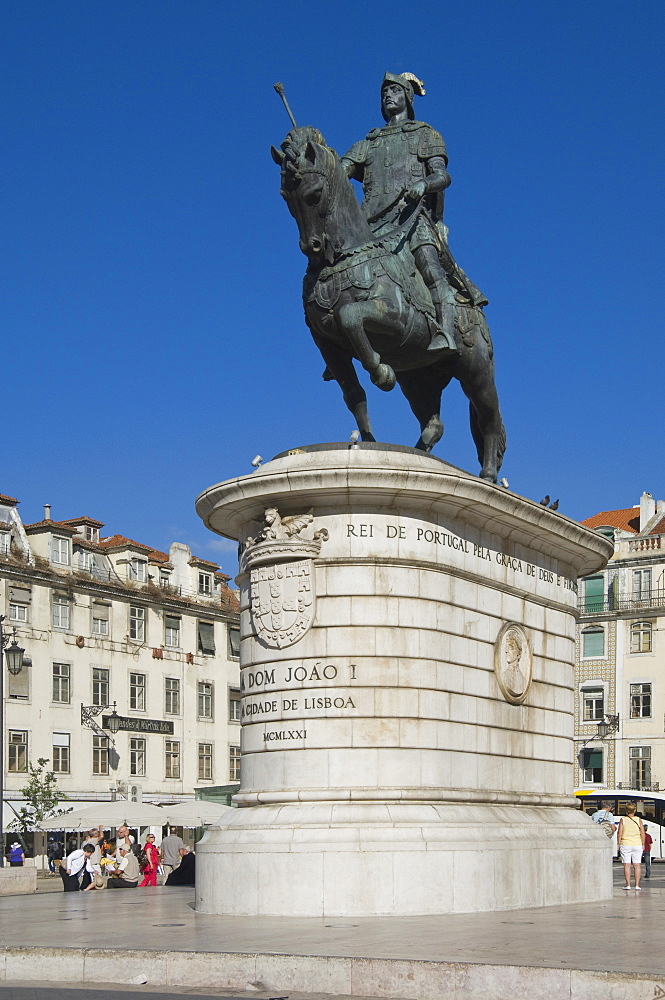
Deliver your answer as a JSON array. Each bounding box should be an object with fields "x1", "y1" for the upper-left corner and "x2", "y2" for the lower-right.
[{"x1": 241, "y1": 508, "x2": 328, "y2": 649}]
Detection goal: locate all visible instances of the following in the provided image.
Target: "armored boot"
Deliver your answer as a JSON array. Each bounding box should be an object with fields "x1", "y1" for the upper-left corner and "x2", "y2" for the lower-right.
[{"x1": 427, "y1": 282, "x2": 458, "y2": 353}]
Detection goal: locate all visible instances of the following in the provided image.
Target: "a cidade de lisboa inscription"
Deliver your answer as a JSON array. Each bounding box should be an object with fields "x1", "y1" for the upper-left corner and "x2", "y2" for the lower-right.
[{"x1": 242, "y1": 507, "x2": 329, "y2": 649}]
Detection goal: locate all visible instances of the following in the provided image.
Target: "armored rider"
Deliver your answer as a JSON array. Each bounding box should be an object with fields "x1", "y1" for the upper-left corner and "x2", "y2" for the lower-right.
[{"x1": 342, "y1": 73, "x2": 482, "y2": 352}]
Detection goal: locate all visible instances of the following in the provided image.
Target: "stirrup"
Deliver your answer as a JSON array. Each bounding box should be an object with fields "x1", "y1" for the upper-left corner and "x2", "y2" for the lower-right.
[{"x1": 428, "y1": 331, "x2": 457, "y2": 352}]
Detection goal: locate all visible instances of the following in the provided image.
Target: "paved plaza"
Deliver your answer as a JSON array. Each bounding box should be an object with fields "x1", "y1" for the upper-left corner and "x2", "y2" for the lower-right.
[{"x1": 0, "y1": 866, "x2": 664, "y2": 999}]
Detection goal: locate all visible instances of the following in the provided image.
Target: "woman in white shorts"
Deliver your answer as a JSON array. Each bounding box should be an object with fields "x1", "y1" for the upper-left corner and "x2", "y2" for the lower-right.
[{"x1": 618, "y1": 803, "x2": 645, "y2": 890}]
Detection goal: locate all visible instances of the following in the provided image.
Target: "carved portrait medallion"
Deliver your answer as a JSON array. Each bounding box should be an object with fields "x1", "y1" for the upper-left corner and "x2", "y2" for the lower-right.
[{"x1": 494, "y1": 622, "x2": 532, "y2": 705}]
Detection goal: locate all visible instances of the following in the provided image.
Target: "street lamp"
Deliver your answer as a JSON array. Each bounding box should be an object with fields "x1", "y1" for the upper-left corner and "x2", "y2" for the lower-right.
[
  {"x1": 596, "y1": 714, "x2": 620, "y2": 740},
  {"x1": 105, "y1": 702, "x2": 121, "y2": 735},
  {"x1": 0, "y1": 616, "x2": 25, "y2": 868}
]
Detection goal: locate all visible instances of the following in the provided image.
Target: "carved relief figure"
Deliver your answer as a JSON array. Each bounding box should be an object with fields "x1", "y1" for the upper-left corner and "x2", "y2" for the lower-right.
[{"x1": 495, "y1": 623, "x2": 532, "y2": 704}]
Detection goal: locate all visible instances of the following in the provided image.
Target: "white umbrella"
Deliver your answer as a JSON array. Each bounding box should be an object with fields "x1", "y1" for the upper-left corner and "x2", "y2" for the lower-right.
[
  {"x1": 165, "y1": 799, "x2": 234, "y2": 827},
  {"x1": 40, "y1": 800, "x2": 167, "y2": 830}
]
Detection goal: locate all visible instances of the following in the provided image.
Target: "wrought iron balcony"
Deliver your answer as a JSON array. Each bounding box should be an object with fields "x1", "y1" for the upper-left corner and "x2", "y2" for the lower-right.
[{"x1": 578, "y1": 589, "x2": 665, "y2": 615}]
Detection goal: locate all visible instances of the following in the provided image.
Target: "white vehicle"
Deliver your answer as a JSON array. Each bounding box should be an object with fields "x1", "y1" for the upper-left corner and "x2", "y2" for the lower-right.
[{"x1": 576, "y1": 789, "x2": 664, "y2": 859}]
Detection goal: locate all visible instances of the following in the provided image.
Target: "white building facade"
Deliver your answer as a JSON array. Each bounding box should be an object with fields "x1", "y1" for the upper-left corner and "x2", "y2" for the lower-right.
[
  {"x1": 0, "y1": 493, "x2": 241, "y2": 829},
  {"x1": 575, "y1": 491, "x2": 665, "y2": 792}
]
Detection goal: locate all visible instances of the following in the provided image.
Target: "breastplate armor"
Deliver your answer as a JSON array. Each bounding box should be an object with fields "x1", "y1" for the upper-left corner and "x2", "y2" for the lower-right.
[{"x1": 362, "y1": 125, "x2": 427, "y2": 224}]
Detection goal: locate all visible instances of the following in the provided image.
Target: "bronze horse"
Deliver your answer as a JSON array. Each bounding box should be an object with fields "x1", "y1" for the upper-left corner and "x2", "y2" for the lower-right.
[{"x1": 271, "y1": 126, "x2": 506, "y2": 481}]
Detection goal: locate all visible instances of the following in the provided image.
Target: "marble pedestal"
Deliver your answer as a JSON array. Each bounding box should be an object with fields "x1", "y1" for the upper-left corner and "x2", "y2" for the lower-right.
[{"x1": 195, "y1": 444, "x2": 613, "y2": 916}]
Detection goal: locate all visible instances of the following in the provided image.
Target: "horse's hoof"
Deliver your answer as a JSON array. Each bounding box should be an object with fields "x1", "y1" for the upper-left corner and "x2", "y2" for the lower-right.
[
  {"x1": 479, "y1": 469, "x2": 498, "y2": 483},
  {"x1": 370, "y1": 364, "x2": 396, "y2": 391}
]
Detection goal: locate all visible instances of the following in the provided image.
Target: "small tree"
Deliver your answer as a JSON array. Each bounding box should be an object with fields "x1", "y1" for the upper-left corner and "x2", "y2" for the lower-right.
[{"x1": 10, "y1": 758, "x2": 70, "y2": 869}]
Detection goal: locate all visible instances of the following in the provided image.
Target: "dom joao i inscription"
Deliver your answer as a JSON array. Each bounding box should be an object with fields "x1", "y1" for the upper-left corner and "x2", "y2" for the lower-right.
[{"x1": 241, "y1": 507, "x2": 329, "y2": 649}]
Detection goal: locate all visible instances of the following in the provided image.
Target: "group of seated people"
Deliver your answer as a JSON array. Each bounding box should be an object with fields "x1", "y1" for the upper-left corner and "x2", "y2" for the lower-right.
[{"x1": 60, "y1": 825, "x2": 195, "y2": 891}]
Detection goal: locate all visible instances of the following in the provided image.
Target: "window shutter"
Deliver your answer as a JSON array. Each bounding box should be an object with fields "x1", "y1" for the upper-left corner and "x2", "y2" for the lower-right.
[
  {"x1": 198, "y1": 622, "x2": 215, "y2": 655},
  {"x1": 9, "y1": 586, "x2": 31, "y2": 604}
]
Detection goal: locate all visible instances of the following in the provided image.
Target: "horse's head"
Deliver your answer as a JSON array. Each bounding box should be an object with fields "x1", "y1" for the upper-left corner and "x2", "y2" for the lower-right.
[{"x1": 271, "y1": 127, "x2": 341, "y2": 264}]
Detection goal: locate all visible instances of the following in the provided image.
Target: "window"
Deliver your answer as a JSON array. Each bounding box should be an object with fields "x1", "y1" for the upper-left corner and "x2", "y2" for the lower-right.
[
  {"x1": 198, "y1": 742, "x2": 213, "y2": 780},
  {"x1": 229, "y1": 745, "x2": 241, "y2": 782},
  {"x1": 8, "y1": 585, "x2": 30, "y2": 622},
  {"x1": 8, "y1": 730, "x2": 28, "y2": 772},
  {"x1": 129, "y1": 672, "x2": 146, "y2": 712},
  {"x1": 580, "y1": 747, "x2": 603, "y2": 783},
  {"x1": 165, "y1": 677, "x2": 180, "y2": 715},
  {"x1": 631, "y1": 621, "x2": 652, "y2": 654},
  {"x1": 79, "y1": 549, "x2": 93, "y2": 572},
  {"x1": 85, "y1": 525, "x2": 99, "y2": 542},
  {"x1": 633, "y1": 569, "x2": 652, "y2": 602},
  {"x1": 92, "y1": 604, "x2": 109, "y2": 636},
  {"x1": 160, "y1": 572, "x2": 171, "y2": 589},
  {"x1": 93, "y1": 734, "x2": 109, "y2": 775},
  {"x1": 53, "y1": 733, "x2": 70, "y2": 773},
  {"x1": 165, "y1": 740, "x2": 180, "y2": 779},
  {"x1": 52, "y1": 662, "x2": 71, "y2": 704},
  {"x1": 197, "y1": 621, "x2": 215, "y2": 655},
  {"x1": 52, "y1": 536, "x2": 70, "y2": 565},
  {"x1": 582, "y1": 687, "x2": 604, "y2": 722},
  {"x1": 198, "y1": 572, "x2": 212, "y2": 596},
  {"x1": 129, "y1": 558, "x2": 146, "y2": 582},
  {"x1": 630, "y1": 682, "x2": 652, "y2": 718},
  {"x1": 130, "y1": 737, "x2": 146, "y2": 776},
  {"x1": 630, "y1": 746, "x2": 651, "y2": 789},
  {"x1": 92, "y1": 667, "x2": 109, "y2": 707},
  {"x1": 228, "y1": 626, "x2": 240, "y2": 658},
  {"x1": 582, "y1": 626, "x2": 604, "y2": 658},
  {"x1": 52, "y1": 594, "x2": 70, "y2": 630},
  {"x1": 229, "y1": 688, "x2": 241, "y2": 722},
  {"x1": 583, "y1": 576, "x2": 604, "y2": 613},
  {"x1": 198, "y1": 682, "x2": 213, "y2": 719},
  {"x1": 165, "y1": 615, "x2": 180, "y2": 647},
  {"x1": 129, "y1": 605, "x2": 145, "y2": 642}
]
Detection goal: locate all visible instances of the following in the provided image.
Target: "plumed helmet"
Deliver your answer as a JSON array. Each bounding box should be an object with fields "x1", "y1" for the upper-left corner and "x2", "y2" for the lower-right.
[{"x1": 381, "y1": 72, "x2": 426, "y2": 121}]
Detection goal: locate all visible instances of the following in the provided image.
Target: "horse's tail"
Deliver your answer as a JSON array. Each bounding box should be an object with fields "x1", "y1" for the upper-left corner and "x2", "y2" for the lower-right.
[{"x1": 470, "y1": 403, "x2": 507, "y2": 469}]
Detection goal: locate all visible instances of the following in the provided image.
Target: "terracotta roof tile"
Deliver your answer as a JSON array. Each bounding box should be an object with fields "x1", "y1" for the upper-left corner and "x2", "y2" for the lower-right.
[
  {"x1": 581, "y1": 507, "x2": 640, "y2": 534},
  {"x1": 649, "y1": 516, "x2": 665, "y2": 536},
  {"x1": 147, "y1": 549, "x2": 170, "y2": 563},
  {"x1": 59, "y1": 516, "x2": 105, "y2": 528},
  {"x1": 24, "y1": 520, "x2": 79, "y2": 535},
  {"x1": 0, "y1": 494, "x2": 19, "y2": 506},
  {"x1": 98, "y1": 534, "x2": 154, "y2": 554},
  {"x1": 189, "y1": 557, "x2": 220, "y2": 569}
]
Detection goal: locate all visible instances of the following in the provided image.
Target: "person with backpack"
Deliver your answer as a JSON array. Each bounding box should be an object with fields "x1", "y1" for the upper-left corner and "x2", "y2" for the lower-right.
[
  {"x1": 139, "y1": 834, "x2": 160, "y2": 887},
  {"x1": 590, "y1": 800, "x2": 617, "y2": 835},
  {"x1": 643, "y1": 823, "x2": 653, "y2": 879}
]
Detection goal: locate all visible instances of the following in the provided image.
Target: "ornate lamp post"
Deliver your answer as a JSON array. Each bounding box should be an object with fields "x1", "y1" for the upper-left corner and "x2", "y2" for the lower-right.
[{"x1": 0, "y1": 616, "x2": 25, "y2": 867}]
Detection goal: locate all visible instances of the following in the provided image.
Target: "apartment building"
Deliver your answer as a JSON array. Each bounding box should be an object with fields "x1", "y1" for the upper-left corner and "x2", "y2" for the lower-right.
[
  {"x1": 575, "y1": 491, "x2": 665, "y2": 791},
  {"x1": 0, "y1": 493, "x2": 240, "y2": 824}
]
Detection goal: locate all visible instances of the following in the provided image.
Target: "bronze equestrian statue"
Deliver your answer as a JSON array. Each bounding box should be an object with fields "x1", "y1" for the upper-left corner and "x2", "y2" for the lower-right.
[{"x1": 271, "y1": 73, "x2": 506, "y2": 482}]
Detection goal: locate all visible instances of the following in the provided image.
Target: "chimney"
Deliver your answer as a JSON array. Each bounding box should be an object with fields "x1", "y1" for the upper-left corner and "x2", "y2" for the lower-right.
[
  {"x1": 640, "y1": 492, "x2": 655, "y2": 531},
  {"x1": 43, "y1": 504, "x2": 51, "y2": 521}
]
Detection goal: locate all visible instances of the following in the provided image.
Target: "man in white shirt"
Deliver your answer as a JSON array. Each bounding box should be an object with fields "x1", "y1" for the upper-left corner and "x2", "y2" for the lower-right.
[
  {"x1": 115, "y1": 825, "x2": 135, "y2": 859},
  {"x1": 107, "y1": 846, "x2": 140, "y2": 888},
  {"x1": 61, "y1": 844, "x2": 95, "y2": 891},
  {"x1": 82, "y1": 826, "x2": 104, "y2": 874}
]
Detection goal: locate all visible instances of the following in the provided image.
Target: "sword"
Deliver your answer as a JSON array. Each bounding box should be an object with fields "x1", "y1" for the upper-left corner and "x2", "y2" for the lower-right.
[{"x1": 274, "y1": 82, "x2": 297, "y2": 128}]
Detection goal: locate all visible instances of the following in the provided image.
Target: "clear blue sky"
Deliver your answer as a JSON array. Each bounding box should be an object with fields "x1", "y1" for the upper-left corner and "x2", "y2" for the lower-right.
[{"x1": 2, "y1": 0, "x2": 664, "y2": 575}]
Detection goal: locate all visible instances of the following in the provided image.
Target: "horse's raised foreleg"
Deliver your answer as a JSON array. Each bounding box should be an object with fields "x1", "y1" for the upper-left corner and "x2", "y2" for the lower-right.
[
  {"x1": 312, "y1": 334, "x2": 376, "y2": 442},
  {"x1": 395, "y1": 361, "x2": 452, "y2": 453},
  {"x1": 337, "y1": 301, "x2": 396, "y2": 391}
]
